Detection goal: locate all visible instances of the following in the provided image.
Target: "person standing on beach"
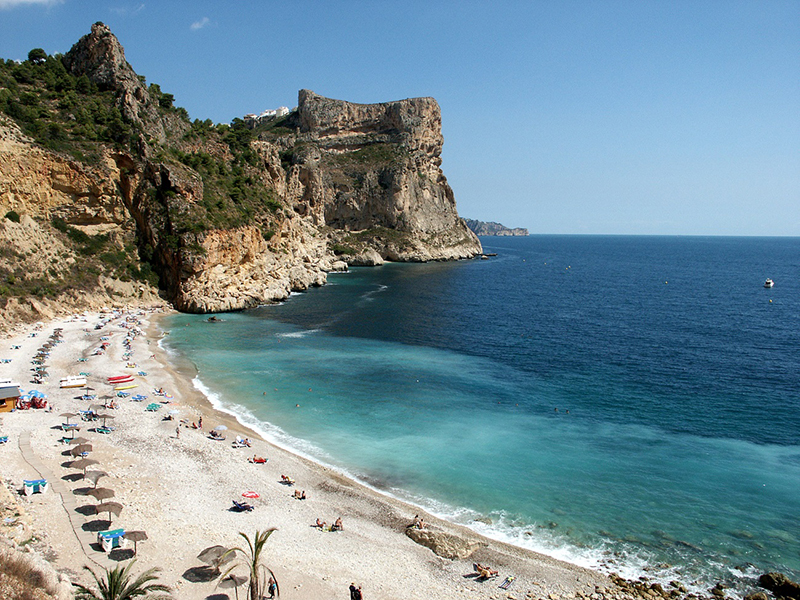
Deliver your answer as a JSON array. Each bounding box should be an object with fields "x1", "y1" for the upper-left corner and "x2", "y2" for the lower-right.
[
  {"x1": 175, "y1": 426, "x2": 180, "y2": 438},
  {"x1": 349, "y1": 583, "x2": 358, "y2": 600}
]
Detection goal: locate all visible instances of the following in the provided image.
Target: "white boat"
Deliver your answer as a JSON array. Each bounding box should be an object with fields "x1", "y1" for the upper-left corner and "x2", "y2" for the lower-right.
[
  {"x1": 764, "y1": 278, "x2": 774, "y2": 288},
  {"x1": 60, "y1": 376, "x2": 87, "y2": 389}
]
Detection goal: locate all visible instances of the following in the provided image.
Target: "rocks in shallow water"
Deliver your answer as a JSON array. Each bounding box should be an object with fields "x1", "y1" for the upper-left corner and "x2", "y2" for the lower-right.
[
  {"x1": 405, "y1": 527, "x2": 486, "y2": 559},
  {"x1": 710, "y1": 583, "x2": 726, "y2": 597},
  {"x1": 758, "y1": 572, "x2": 800, "y2": 600},
  {"x1": 346, "y1": 248, "x2": 385, "y2": 267},
  {"x1": 744, "y1": 592, "x2": 769, "y2": 600}
]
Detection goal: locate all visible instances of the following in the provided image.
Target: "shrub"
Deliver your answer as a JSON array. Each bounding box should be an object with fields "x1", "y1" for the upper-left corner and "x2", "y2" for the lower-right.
[{"x1": 4, "y1": 210, "x2": 20, "y2": 223}]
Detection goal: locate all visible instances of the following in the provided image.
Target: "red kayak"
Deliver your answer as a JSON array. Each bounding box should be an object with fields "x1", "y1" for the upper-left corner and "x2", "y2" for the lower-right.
[{"x1": 107, "y1": 375, "x2": 134, "y2": 383}]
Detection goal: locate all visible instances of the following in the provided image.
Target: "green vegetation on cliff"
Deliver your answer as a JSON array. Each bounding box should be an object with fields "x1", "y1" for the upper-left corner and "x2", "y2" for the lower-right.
[{"x1": 0, "y1": 51, "x2": 137, "y2": 163}]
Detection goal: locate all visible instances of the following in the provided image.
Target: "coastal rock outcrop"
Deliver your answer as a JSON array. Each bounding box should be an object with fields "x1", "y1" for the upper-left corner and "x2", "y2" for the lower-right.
[
  {"x1": 274, "y1": 90, "x2": 482, "y2": 263},
  {"x1": 464, "y1": 218, "x2": 529, "y2": 236},
  {"x1": 405, "y1": 527, "x2": 486, "y2": 560},
  {"x1": 759, "y1": 573, "x2": 800, "y2": 600}
]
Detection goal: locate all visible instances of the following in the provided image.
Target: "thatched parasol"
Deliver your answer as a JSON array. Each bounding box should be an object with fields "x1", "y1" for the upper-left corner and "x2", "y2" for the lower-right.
[
  {"x1": 70, "y1": 444, "x2": 92, "y2": 457},
  {"x1": 197, "y1": 545, "x2": 233, "y2": 568},
  {"x1": 124, "y1": 530, "x2": 148, "y2": 555},
  {"x1": 67, "y1": 436, "x2": 90, "y2": 445},
  {"x1": 218, "y1": 574, "x2": 248, "y2": 600},
  {"x1": 94, "y1": 501, "x2": 122, "y2": 523},
  {"x1": 60, "y1": 412, "x2": 77, "y2": 423},
  {"x1": 86, "y1": 487, "x2": 115, "y2": 501},
  {"x1": 96, "y1": 413, "x2": 115, "y2": 427},
  {"x1": 70, "y1": 458, "x2": 99, "y2": 473},
  {"x1": 84, "y1": 470, "x2": 107, "y2": 487}
]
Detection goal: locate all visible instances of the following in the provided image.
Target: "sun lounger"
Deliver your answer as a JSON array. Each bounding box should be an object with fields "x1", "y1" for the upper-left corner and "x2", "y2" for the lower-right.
[
  {"x1": 145, "y1": 403, "x2": 161, "y2": 412},
  {"x1": 0, "y1": 436, "x2": 8, "y2": 444},
  {"x1": 23, "y1": 479, "x2": 48, "y2": 495},
  {"x1": 231, "y1": 500, "x2": 254, "y2": 512},
  {"x1": 95, "y1": 426, "x2": 113, "y2": 434},
  {"x1": 97, "y1": 528, "x2": 127, "y2": 552}
]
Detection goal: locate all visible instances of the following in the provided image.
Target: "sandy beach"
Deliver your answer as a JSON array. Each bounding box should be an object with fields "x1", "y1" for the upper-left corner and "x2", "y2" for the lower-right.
[{"x1": 0, "y1": 308, "x2": 616, "y2": 600}]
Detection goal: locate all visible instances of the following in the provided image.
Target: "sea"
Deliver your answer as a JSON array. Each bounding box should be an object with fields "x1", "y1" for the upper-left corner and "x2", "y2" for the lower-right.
[{"x1": 160, "y1": 236, "x2": 800, "y2": 595}]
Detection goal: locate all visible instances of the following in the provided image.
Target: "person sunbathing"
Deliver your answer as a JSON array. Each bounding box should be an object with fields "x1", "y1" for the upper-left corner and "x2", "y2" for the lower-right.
[
  {"x1": 331, "y1": 517, "x2": 343, "y2": 531},
  {"x1": 474, "y1": 563, "x2": 498, "y2": 578},
  {"x1": 250, "y1": 455, "x2": 267, "y2": 463},
  {"x1": 314, "y1": 518, "x2": 326, "y2": 528}
]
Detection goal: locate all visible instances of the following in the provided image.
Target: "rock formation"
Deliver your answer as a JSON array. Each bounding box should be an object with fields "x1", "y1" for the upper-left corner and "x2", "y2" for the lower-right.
[
  {"x1": 405, "y1": 527, "x2": 486, "y2": 560},
  {"x1": 759, "y1": 573, "x2": 800, "y2": 600},
  {"x1": 464, "y1": 218, "x2": 528, "y2": 236},
  {"x1": 0, "y1": 23, "x2": 481, "y2": 319},
  {"x1": 279, "y1": 90, "x2": 481, "y2": 262}
]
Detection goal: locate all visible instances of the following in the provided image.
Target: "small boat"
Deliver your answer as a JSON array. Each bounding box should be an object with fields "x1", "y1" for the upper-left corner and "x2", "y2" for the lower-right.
[
  {"x1": 207, "y1": 316, "x2": 224, "y2": 323},
  {"x1": 107, "y1": 375, "x2": 134, "y2": 384},
  {"x1": 60, "y1": 376, "x2": 87, "y2": 389},
  {"x1": 114, "y1": 384, "x2": 138, "y2": 391},
  {"x1": 764, "y1": 278, "x2": 774, "y2": 288}
]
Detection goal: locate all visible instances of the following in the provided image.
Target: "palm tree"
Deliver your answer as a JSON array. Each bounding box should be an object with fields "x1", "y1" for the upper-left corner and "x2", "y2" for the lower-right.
[
  {"x1": 221, "y1": 529, "x2": 279, "y2": 600},
  {"x1": 73, "y1": 560, "x2": 171, "y2": 600}
]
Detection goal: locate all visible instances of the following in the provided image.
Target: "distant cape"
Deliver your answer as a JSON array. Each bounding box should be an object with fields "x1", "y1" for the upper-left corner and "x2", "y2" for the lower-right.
[{"x1": 463, "y1": 219, "x2": 528, "y2": 236}]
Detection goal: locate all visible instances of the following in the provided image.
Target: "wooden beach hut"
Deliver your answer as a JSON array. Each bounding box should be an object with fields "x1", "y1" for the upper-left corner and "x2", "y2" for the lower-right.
[{"x1": 0, "y1": 380, "x2": 21, "y2": 412}]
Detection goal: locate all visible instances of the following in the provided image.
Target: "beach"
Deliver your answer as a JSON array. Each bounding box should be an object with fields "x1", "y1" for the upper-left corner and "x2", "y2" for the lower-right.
[{"x1": 0, "y1": 308, "x2": 614, "y2": 600}]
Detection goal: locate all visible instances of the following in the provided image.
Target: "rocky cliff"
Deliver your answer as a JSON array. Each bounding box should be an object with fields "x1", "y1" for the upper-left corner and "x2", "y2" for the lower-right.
[
  {"x1": 0, "y1": 23, "x2": 481, "y2": 321},
  {"x1": 464, "y1": 218, "x2": 528, "y2": 236}
]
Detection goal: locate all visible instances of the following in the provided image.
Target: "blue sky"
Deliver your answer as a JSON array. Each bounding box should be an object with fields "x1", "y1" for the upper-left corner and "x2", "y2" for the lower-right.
[{"x1": 1, "y1": 1, "x2": 798, "y2": 235}]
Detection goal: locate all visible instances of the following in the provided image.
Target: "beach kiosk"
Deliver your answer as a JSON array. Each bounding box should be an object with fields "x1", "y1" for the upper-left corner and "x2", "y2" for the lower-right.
[
  {"x1": 0, "y1": 380, "x2": 21, "y2": 413},
  {"x1": 23, "y1": 479, "x2": 49, "y2": 495},
  {"x1": 97, "y1": 529, "x2": 126, "y2": 552}
]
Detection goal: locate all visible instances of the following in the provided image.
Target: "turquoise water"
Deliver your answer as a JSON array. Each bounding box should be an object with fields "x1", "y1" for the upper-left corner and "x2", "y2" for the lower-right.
[{"x1": 162, "y1": 236, "x2": 800, "y2": 593}]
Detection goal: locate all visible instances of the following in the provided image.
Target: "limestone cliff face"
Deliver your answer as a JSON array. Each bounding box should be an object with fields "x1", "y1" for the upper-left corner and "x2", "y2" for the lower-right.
[
  {"x1": 0, "y1": 117, "x2": 163, "y2": 328},
  {"x1": 1, "y1": 24, "x2": 480, "y2": 318},
  {"x1": 280, "y1": 90, "x2": 482, "y2": 262}
]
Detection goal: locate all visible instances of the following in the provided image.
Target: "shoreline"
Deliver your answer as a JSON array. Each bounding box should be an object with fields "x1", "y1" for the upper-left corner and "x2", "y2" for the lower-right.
[{"x1": 1, "y1": 307, "x2": 616, "y2": 599}]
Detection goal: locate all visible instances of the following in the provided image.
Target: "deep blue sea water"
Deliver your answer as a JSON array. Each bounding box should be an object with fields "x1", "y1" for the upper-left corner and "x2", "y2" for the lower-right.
[{"x1": 161, "y1": 236, "x2": 800, "y2": 593}]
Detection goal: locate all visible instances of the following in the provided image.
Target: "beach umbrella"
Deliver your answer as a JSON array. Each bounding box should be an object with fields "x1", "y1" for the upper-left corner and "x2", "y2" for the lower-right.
[
  {"x1": 88, "y1": 404, "x2": 104, "y2": 412},
  {"x1": 86, "y1": 487, "x2": 115, "y2": 501},
  {"x1": 70, "y1": 443, "x2": 92, "y2": 457},
  {"x1": 70, "y1": 458, "x2": 99, "y2": 473},
  {"x1": 96, "y1": 414, "x2": 115, "y2": 427},
  {"x1": 214, "y1": 425, "x2": 228, "y2": 431},
  {"x1": 197, "y1": 545, "x2": 233, "y2": 568},
  {"x1": 125, "y1": 530, "x2": 148, "y2": 555},
  {"x1": 60, "y1": 412, "x2": 77, "y2": 423},
  {"x1": 219, "y1": 574, "x2": 248, "y2": 600},
  {"x1": 242, "y1": 491, "x2": 259, "y2": 499},
  {"x1": 67, "y1": 436, "x2": 90, "y2": 445},
  {"x1": 95, "y1": 501, "x2": 122, "y2": 523},
  {"x1": 84, "y1": 470, "x2": 107, "y2": 487}
]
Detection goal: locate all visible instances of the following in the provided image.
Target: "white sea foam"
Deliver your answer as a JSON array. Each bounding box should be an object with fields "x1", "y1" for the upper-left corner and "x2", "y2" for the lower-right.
[
  {"x1": 187, "y1": 373, "x2": 756, "y2": 597},
  {"x1": 276, "y1": 329, "x2": 320, "y2": 339}
]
